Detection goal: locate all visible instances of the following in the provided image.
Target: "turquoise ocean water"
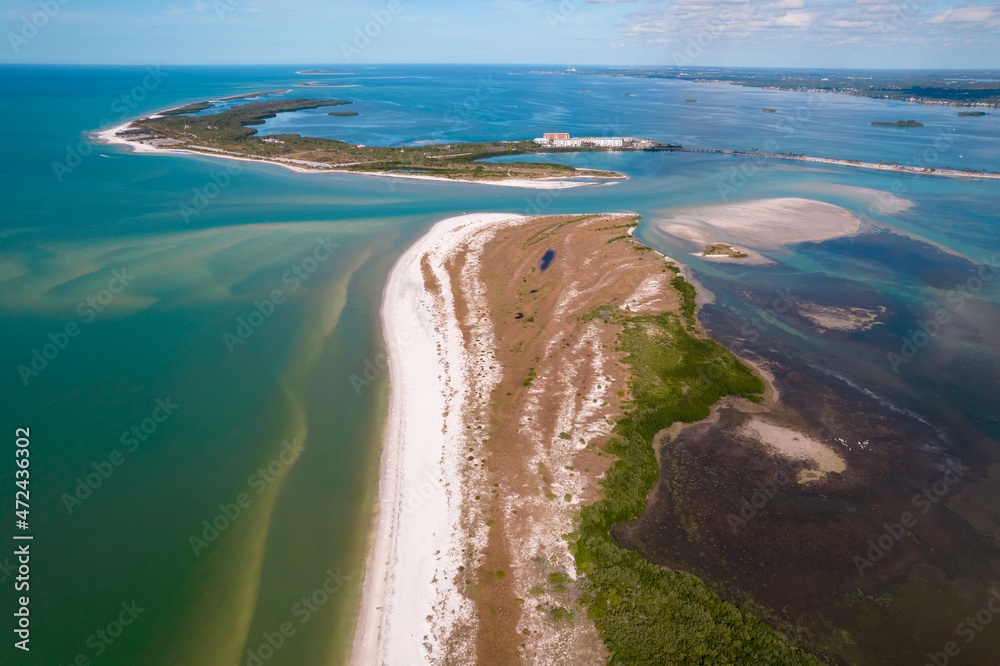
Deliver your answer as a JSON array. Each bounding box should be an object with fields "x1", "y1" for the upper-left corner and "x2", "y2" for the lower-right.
[{"x1": 0, "y1": 65, "x2": 998, "y2": 664}]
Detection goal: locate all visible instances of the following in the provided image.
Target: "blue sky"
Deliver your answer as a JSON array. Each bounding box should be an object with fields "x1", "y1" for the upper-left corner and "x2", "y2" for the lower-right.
[{"x1": 3, "y1": 0, "x2": 998, "y2": 67}]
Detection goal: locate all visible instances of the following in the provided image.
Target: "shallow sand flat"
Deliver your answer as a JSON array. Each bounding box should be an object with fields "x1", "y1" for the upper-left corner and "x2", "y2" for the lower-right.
[
  {"x1": 786, "y1": 182, "x2": 915, "y2": 215},
  {"x1": 795, "y1": 302, "x2": 886, "y2": 333},
  {"x1": 658, "y1": 197, "x2": 862, "y2": 251},
  {"x1": 741, "y1": 418, "x2": 846, "y2": 483}
]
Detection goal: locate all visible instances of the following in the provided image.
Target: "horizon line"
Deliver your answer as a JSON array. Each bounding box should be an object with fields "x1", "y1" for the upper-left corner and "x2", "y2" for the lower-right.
[{"x1": 2, "y1": 63, "x2": 1000, "y2": 72}]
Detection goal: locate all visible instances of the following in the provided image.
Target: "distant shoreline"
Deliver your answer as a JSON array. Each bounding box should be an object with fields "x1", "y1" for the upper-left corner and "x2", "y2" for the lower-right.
[
  {"x1": 691, "y1": 148, "x2": 1000, "y2": 181},
  {"x1": 92, "y1": 120, "x2": 624, "y2": 190}
]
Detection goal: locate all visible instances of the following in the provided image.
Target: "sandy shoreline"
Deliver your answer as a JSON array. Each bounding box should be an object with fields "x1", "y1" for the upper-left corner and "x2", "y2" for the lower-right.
[
  {"x1": 91, "y1": 120, "x2": 618, "y2": 189},
  {"x1": 351, "y1": 213, "x2": 525, "y2": 665},
  {"x1": 718, "y1": 149, "x2": 1000, "y2": 180}
]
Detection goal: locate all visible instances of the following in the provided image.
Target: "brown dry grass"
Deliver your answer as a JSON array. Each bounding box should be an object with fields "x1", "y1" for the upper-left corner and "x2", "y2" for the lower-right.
[{"x1": 439, "y1": 213, "x2": 680, "y2": 664}]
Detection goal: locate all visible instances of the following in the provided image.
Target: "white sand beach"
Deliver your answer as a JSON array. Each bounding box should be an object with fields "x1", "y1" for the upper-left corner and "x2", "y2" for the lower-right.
[{"x1": 351, "y1": 213, "x2": 526, "y2": 665}]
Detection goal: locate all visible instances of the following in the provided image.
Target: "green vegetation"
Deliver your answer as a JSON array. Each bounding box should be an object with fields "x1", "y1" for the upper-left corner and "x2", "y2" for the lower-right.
[
  {"x1": 328, "y1": 110, "x2": 360, "y2": 116},
  {"x1": 523, "y1": 215, "x2": 600, "y2": 247},
  {"x1": 703, "y1": 243, "x2": 749, "y2": 259},
  {"x1": 870, "y1": 119, "x2": 924, "y2": 127},
  {"x1": 670, "y1": 276, "x2": 697, "y2": 322},
  {"x1": 138, "y1": 98, "x2": 351, "y2": 140},
  {"x1": 130, "y1": 98, "x2": 643, "y2": 182},
  {"x1": 549, "y1": 607, "x2": 573, "y2": 623},
  {"x1": 159, "y1": 102, "x2": 214, "y2": 115},
  {"x1": 548, "y1": 572, "x2": 570, "y2": 592},
  {"x1": 581, "y1": 304, "x2": 620, "y2": 324},
  {"x1": 568, "y1": 274, "x2": 816, "y2": 664},
  {"x1": 958, "y1": 111, "x2": 987, "y2": 116}
]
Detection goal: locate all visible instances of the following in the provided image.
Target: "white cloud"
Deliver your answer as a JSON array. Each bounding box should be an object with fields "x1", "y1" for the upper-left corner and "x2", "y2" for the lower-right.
[
  {"x1": 615, "y1": 0, "x2": 1000, "y2": 63},
  {"x1": 774, "y1": 10, "x2": 814, "y2": 26},
  {"x1": 827, "y1": 19, "x2": 874, "y2": 28},
  {"x1": 926, "y1": 4, "x2": 994, "y2": 23}
]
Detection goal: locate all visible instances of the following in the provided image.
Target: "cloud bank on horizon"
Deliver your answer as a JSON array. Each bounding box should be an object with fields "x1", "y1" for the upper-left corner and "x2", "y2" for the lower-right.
[{"x1": 1, "y1": 0, "x2": 998, "y2": 67}]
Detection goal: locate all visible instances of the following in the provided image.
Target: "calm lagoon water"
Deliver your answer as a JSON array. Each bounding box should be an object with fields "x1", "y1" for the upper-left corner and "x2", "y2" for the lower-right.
[{"x1": 0, "y1": 64, "x2": 998, "y2": 664}]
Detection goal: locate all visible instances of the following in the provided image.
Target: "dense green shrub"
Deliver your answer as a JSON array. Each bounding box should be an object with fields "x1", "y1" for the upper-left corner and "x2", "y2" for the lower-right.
[{"x1": 572, "y1": 277, "x2": 816, "y2": 665}]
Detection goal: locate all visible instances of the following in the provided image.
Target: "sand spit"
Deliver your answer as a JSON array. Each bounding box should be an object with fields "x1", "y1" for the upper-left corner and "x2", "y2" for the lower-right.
[
  {"x1": 354, "y1": 212, "x2": 688, "y2": 665},
  {"x1": 352, "y1": 213, "x2": 525, "y2": 665},
  {"x1": 719, "y1": 149, "x2": 1000, "y2": 181}
]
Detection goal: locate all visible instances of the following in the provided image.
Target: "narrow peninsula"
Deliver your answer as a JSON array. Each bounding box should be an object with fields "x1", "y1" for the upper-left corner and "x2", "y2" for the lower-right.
[{"x1": 353, "y1": 212, "x2": 817, "y2": 664}]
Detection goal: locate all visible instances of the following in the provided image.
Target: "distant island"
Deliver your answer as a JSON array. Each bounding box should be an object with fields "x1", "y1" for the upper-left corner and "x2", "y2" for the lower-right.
[
  {"x1": 533, "y1": 66, "x2": 1000, "y2": 107},
  {"x1": 702, "y1": 243, "x2": 748, "y2": 258},
  {"x1": 215, "y1": 89, "x2": 291, "y2": 101},
  {"x1": 294, "y1": 82, "x2": 359, "y2": 88},
  {"x1": 958, "y1": 111, "x2": 988, "y2": 116},
  {"x1": 762, "y1": 108, "x2": 778, "y2": 113},
  {"x1": 685, "y1": 99, "x2": 698, "y2": 103},
  {"x1": 97, "y1": 97, "x2": 661, "y2": 186},
  {"x1": 871, "y1": 120, "x2": 924, "y2": 127},
  {"x1": 296, "y1": 69, "x2": 348, "y2": 75}
]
